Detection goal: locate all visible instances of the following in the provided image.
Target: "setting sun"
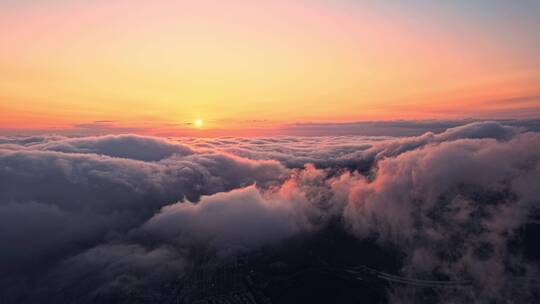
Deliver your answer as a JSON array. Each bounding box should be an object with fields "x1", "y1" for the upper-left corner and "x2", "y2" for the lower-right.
[{"x1": 194, "y1": 118, "x2": 204, "y2": 128}]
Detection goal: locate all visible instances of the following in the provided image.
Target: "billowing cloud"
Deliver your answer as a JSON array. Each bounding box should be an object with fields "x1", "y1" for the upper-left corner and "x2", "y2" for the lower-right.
[
  {"x1": 34, "y1": 134, "x2": 194, "y2": 161},
  {"x1": 1, "y1": 121, "x2": 539, "y2": 303},
  {"x1": 144, "y1": 186, "x2": 299, "y2": 251},
  {"x1": 0, "y1": 143, "x2": 286, "y2": 275}
]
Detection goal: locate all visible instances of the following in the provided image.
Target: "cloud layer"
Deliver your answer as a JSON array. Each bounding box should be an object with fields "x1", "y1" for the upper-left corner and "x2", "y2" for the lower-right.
[{"x1": 1, "y1": 121, "x2": 539, "y2": 303}]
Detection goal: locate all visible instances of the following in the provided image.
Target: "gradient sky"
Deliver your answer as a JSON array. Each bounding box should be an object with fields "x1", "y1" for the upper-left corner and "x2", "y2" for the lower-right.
[{"x1": 1, "y1": 0, "x2": 540, "y2": 135}]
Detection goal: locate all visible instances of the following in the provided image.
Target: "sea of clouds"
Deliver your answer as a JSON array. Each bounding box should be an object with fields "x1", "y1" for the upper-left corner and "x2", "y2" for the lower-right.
[{"x1": 1, "y1": 121, "x2": 539, "y2": 303}]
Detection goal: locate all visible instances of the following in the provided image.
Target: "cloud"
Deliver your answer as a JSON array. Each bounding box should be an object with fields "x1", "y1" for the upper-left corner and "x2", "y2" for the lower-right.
[
  {"x1": 144, "y1": 186, "x2": 299, "y2": 251},
  {"x1": 25, "y1": 244, "x2": 186, "y2": 303},
  {"x1": 34, "y1": 134, "x2": 195, "y2": 161},
  {"x1": 1, "y1": 121, "x2": 539, "y2": 303},
  {"x1": 0, "y1": 142, "x2": 286, "y2": 276},
  {"x1": 339, "y1": 131, "x2": 540, "y2": 302},
  {"x1": 143, "y1": 165, "x2": 347, "y2": 253},
  {"x1": 274, "y1": 119, "x2": 540, "y2": 136},
  {"x1": 175, "y1": 121, "x2": 521, "y2": 173}
]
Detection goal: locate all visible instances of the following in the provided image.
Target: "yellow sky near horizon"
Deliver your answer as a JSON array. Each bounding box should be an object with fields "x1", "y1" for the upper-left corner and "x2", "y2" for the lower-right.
[{"x1": 1, "y1": 0, "x2": 539, "y2": 135}]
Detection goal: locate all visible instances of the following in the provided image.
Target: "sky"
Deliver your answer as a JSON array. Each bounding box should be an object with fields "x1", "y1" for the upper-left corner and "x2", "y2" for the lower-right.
[{"x1": 1, "y1": 0, "x2": 540, "y2": 136}]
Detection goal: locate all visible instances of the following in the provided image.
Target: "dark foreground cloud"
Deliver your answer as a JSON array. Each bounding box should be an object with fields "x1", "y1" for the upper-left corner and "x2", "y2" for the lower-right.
[
  {"x1": 0, "y1": 121, "x2": 539, "y2": 303},
  {"x1": 0, "y1": 138, "x2": 286, "y2": 279}
]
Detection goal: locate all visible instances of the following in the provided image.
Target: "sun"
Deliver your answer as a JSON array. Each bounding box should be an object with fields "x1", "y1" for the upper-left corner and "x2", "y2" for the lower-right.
[{"x1": 194, "y1": 118, "x2": 203, "y2": 128}]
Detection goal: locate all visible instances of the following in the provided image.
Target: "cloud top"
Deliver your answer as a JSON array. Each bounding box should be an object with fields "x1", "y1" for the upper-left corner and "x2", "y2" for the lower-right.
[{"x1": 1, "y1": 121, "x2": 539, "y2": 303}]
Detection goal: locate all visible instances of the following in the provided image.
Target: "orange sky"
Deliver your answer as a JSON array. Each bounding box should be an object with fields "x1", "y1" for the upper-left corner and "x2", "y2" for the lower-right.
[{"x1": 1, "y1": 0, "x2": 539, "y2": 136}]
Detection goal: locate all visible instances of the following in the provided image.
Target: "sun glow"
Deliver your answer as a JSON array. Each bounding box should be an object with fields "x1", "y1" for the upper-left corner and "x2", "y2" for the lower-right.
[
  {"x1": 194, "y1": 118, "x2": 204, "y2": 128},
  {"x1": 0, "y1": 1, "x2": 539, "y2": 135}
]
